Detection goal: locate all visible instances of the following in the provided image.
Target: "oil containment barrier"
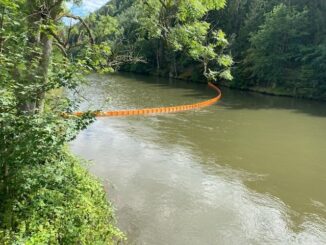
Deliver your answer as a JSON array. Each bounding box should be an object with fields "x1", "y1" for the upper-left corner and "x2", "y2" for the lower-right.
[{"x1": 73, "y1": 82, "x2": 221, "y2": 117}]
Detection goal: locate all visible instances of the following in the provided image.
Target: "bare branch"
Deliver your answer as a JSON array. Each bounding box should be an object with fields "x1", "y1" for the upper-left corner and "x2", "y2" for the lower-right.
[{"x1": 107, "y1": 53, "x2": 147, "y2": 69}]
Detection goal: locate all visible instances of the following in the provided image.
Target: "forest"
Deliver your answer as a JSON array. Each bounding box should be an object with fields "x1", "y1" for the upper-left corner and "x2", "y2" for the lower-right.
[
  {"x1": 84, "y1": 0, "x2": 325, "y2": 99},
  {"x1": 0, "y1": 0, "x2": 325, "y2": 244}
]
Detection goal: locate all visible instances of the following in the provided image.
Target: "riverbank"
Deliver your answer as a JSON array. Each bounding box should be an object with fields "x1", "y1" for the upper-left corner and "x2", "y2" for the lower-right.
[
  {"x1": 0, "y1": 150, "x2": 124, "y2": 244},
  {"x1": 221, "y1": 82, "x2": 326, "y2": 102},
  {"x1": 119, "y1": 68, "x2": 326, "y2": 102},
  {"x1": 0, "y1": 88, "x2": 124, "y2": 244}
]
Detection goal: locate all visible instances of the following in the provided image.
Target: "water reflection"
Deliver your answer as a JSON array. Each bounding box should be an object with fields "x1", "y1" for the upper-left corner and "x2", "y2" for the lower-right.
[
  {"x1": 220, "y1": 88, "x2": 326, "y2": 118},
  {"x1": 71, "y1": 73, "x2": 326, "y2": 244}
]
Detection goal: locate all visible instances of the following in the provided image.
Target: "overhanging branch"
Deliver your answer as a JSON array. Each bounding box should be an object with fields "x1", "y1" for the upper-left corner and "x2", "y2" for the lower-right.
[
  {"x1": 60, "y1": 13, "x2": 95, "y2": 45},
  {"x1": 46, "y1": 28, "x2": 68, "y2": 56},
  {"x1": 54, "y1": 42, "x2": 68, "y2": 57}
]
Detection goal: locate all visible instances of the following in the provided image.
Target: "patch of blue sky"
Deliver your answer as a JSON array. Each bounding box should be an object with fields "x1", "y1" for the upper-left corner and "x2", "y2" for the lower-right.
[{"x1": 63, "y1": 0, "x2": 109, "y2": 25}]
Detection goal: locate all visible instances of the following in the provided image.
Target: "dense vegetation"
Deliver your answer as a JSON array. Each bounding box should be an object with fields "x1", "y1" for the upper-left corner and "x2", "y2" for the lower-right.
[
  {"x1": 217, "y1": 0, "x2": 326, "y2": 99},
  {"x1": 87, "y1": 0, "x2": 325, "y2": 99},
  {"x1": 78, "y1": 0, "x2": 234, "y2": 82},
  {"x1": 0, "y1": 0, "x2": 123, "y2": 243}
]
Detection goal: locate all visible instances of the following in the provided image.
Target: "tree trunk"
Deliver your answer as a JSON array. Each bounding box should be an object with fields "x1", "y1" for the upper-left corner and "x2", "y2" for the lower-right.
[
  {"x1": 173, "y1": 53, "x2": 177, "y2": 77},
  {"x1": 4, "y1": 162, "x2": 8, "y2": 194},
  {"x1": 157, "y1": 39, "x2": 164, "y2": 72},
  {"x1": 156, "y1": 47, "x2": 160, "y2": 71},
  {"x1": 36, "y1": 33, "x2": 53, "y2": 113},
  {"x1": 0, "y1": 7, "x2": 5, "y2": 53},
  {"x1": 18, "y1": 0, "x2": 60, "y2": 114},
  {"x1": 168, "y1": 51, "x2": 177, "y2": 78},
  {"x1": 16, "y1": 0, "x2": 42, "y2": 115},
  {"x1": 203, "y1": 61, "x2": 208, "y2": 76}
]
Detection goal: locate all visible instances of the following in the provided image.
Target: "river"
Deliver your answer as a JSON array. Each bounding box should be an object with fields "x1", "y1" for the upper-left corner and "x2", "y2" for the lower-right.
[{"x1": 71, "y1": 73, "x2": 326, "y2": 245}]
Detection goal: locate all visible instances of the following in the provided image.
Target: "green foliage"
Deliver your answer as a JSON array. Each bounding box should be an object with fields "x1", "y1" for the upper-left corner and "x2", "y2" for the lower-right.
[
  {"x1": 177, "y1": 0, "x2": 227, "y2": 22},
  {"x1": 0, "y1": 112, "x2": 94, "y2": 166},
  {"x1": 76, "y1": 42, "x2": 114, "y2": 72},
  {"x1": 246, "y1": 4, "x2": 310, "y2": 87},
  {"x1": 0, "y1": 153, "x2": 124, "y2": 244},
  {"x1": 216, "y1": 0, "x2": 326, "y2": 99},
  {"x1": 0, "y1": 1, "x2": 124, "y2": 244},
  {"x1": 83, "y1": 0, "x2": 232, "y2": 82},
  {"x1": 90, "y1": 14, "x2": 118, "y2": 42}
]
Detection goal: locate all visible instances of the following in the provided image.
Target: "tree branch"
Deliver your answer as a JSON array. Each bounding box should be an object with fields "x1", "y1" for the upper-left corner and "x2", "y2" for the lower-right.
[
  {"x1": 46, "y1": 28, "x2": 68, "y2": 56},
  {"x1": 60, "y1": 14, "x2": 95, "y2": 45},
  {"x1": 158, "y1": 0, "x2": 168, "y2": 9},
  {"x1": 54, "y1": 42, "x2": 68, "y2": 57}
]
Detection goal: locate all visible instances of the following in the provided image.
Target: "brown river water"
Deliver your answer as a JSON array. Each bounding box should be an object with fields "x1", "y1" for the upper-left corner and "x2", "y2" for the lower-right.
[{"x1": 71, "y1": 73, "x2": 326, "y2": 245}]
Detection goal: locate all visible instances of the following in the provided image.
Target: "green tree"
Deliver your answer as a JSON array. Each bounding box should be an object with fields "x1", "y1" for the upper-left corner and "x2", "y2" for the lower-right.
[
  {"x1": 139, "y1": 0, "x2": 233, "y2": 80},
  {"x1": 245, "y1": 4, "x2": 310, "y2": 90},
  {"x1": 214, "y1": 0, "x2": 325, "y2": 99},
  {"x1": 89, "y1": 0, "x2": 233, "y2": 82},
  {"x1": 0, "y1": 0, "x2": 124, "y2": 243}
]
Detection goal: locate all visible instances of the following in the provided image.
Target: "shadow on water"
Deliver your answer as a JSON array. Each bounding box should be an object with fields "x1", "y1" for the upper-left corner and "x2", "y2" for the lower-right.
[
  {"x1": 110, "y1": 72, "x2": 215, "y2": 99},
  {"x1": 111, "y1": 72, "x2": 326, "y2": 118},
  {"x1": 219, "y1": 87, "x2": 326, "y2": 118}
]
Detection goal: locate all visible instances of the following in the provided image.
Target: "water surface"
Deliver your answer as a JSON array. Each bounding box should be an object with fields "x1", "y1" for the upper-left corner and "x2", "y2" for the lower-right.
[{"x1": 71, "y1": 73, "x2": 326, "y2": 245}]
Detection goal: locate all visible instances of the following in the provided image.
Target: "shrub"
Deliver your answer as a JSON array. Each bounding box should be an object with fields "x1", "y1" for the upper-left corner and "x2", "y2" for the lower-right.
[{"x1": 0, "y1": 153, "x2": 124, "y2": 245}]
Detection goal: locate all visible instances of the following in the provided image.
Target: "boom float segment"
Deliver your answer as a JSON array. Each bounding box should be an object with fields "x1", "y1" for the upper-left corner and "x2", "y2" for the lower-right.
[{"x1": 74, "y1": 82, "x2": 221, "y2": 117}]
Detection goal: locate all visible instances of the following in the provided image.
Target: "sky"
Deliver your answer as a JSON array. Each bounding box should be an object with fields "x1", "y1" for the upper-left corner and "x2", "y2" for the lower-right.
[
  {"x1": 64, "y1": 0, "x2": 108, "y2": 24},
  {"x1": 67, "y1": 0, "x2": 109, "y2": 17}
]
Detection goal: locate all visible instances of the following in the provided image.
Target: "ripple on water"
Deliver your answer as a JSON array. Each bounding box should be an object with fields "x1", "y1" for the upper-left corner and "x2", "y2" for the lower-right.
[{"x1": 71, "y1": 74, "x2": 326, "y2": 245}]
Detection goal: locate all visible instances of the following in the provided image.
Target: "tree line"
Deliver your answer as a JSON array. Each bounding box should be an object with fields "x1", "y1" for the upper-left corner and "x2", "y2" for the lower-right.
[{"x1": 87, "y1": 0, "x2": 325, "y2": 99}]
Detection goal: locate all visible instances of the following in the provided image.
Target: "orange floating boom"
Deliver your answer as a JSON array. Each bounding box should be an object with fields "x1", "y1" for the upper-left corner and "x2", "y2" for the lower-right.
[{"x1": 73, "y1": 82, "x2": 222, "y2": 117}]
